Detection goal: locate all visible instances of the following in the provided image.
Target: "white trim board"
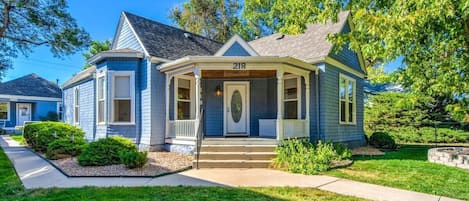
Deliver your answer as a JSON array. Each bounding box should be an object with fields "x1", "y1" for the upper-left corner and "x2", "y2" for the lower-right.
[
  {"x1": 215, "y1": 34, "x2": 259, "y2": 56},
  {"x1": 0, "y1": 95, "x2": 61, "y2": 102}
]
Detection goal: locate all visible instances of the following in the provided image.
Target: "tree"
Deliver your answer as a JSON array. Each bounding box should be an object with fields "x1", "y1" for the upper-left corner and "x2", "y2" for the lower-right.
[
  {"x1": 169, "y1": 0, "x2": 259, "y2": 42},
  {"x1": 0, "y1": 0, "x2": 90, "y2": 79},
  {"x1": 243, "y1": 0, "x2": 468, "y2": 119},
  {"x1": 82, "y1": 40, "x2": 111, "y2": 69}
]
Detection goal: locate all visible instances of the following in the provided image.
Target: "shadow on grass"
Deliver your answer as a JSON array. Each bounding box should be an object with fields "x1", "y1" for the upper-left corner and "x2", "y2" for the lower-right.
[{"x1": 353, "y1": 145, "x2": 433, "y2": 162}]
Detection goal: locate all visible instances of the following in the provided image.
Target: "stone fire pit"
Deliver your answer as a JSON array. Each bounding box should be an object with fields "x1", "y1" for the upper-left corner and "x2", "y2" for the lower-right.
[{"x1": 428, "y1": 147, "x2": 469, "y2": 170}]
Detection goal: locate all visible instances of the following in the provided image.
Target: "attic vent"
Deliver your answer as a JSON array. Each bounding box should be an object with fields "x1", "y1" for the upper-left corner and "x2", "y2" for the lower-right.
[
  {"x1": 184, "y1": 33, "x2": 192, "y2": 39},
  {"x1": 276, "y1": 35, "x2": 285, "y2": 40}
]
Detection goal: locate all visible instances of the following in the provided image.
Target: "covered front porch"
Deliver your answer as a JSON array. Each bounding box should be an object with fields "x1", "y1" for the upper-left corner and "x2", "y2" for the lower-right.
[{"x1": 160, "y1": 56, "x2": 317, "y2": 144}]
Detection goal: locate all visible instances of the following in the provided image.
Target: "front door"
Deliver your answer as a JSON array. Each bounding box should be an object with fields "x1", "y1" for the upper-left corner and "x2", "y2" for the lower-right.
[
  {"x1": 224, "y1": 82, "x2": 249, "y2": 135},
  {"x1": 16, "y1": 103, "x2": 32, "y2": 126}
]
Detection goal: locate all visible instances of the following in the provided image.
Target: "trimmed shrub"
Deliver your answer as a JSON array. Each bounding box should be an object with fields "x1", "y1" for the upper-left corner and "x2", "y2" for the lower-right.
[
  {"x1": 369, "y1": 132, "x2": 397, "y2": 149},
  {"x1": 77, "y1": 136, "x2": 137, "y2": 166},
  {"x1": 273, "y1": 139, "x2": 352, "y2": 175},
  {"x1": 46, "y1": 139, "x2": 86, "y2": 160},
  {"x1": 119, "y1": 150, "x2": 148, "y2": 169},
  {"x1": 23, "y1": 122, "x2": 85, "y2": 152}
]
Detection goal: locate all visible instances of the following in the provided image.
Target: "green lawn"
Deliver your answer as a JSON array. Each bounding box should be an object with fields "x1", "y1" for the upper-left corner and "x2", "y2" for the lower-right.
[
  {"x1": 9, "y1": 134, "x2": 25, "y2": 145},
  {"x1": 0, "y1": 147, "x2": 365, "y2": 201},
  {"x1": 326, "y1": 145, "x2": 469, "y2": 200}
]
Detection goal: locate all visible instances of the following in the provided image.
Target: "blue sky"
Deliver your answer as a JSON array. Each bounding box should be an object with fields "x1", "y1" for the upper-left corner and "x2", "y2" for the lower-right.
[{"x1": 5, "y1": 1, "x2": 402, "y2": 84}]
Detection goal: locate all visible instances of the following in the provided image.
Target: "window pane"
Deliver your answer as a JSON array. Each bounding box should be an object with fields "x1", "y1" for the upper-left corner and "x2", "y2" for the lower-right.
[
  {"x1": 0, "y1": 112, "x2": 7, "y2": 120},
  {"x1": 348, "y1": 81, "x2": 353, "y2": 101},
  {"x1": 75, "y1": 89, "x2": 80, "y2": 105},
  {"x1": 75, "y1": 107, "x2": 79, "y2": 122},
  {"x1": 340, "y1": 101, "x2": 346, "y2": 122},
  {"x1": 284, "y1": 101, "x2": 298, "y2": 119},
  {"x1": 115, "y1": 76, "x2": 130, "y2": 98},
  {"x1": 284, "y1": 78, "x2": 297, "y2": 99},
  {"x1": 340, "y1": 79, "x2": 346, "y2": 99},
  {"x1": 98, "y1": 77, "x2": 105, "y2": 99},
  {"x1": 348, "y1": 102, "x2": 353, "y2": 122},
  {"x1": 98, "y1": 100, "x2": 105, "y2": 122},
  {"x1": 177, "y1": 101, "x2": 191, "y2": 120},
  {"x1": 178, "y1": 79, "x2": 191, "y2": 100},
  {"x1": 0, "y1": 103, "x2": 7, "y2": 112},
  {"x1": 114, "y1": 100, "x2": 131, "y2": 122}
]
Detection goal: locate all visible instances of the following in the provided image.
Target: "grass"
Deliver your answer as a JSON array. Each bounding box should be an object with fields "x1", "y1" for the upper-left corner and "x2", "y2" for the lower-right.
[
  {"x1": 0, "y1": 147, "x2": 365, "y2": 201},
  {"x1": 326, "y1": 145, "x2": 469, "y2": 200},
  {"x1": 9, "y1": 134, "x2": 25, "y2": 145}
]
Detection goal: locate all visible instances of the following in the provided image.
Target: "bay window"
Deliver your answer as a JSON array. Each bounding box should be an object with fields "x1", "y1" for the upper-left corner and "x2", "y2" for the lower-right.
[
  {"x1": 339, "y1": 74, "x2": 356, "y2": 124},
  {"x1": 283, "y1": 75, "x2": 301, "y2": 119},
  {"x1": 97, "y1": 74, "x2": 106, "y2": 124},
  {"x1": 111, "y1": 71, "x2": 134, "y2": 124}
]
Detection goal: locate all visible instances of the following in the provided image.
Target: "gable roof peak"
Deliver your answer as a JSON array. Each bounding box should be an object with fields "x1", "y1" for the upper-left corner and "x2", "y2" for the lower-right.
[{"x1": 215, "y1": 34, "x2": 259, "y2": 56}]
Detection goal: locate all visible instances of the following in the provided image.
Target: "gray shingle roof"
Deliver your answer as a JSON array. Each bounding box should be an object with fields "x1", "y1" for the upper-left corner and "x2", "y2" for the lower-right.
[
  {"x1": 249, "y1": 11, "x2": 350, "y2": 63},
  {"x1": 0, "y1": 74, "x2": 61, "y2": 98},
  {"x1": 61, "y1": 66, "x2": 96, "y2": 89},
  {"x1": 123, "y1": 12, "x2": 224, "y2": 60}
]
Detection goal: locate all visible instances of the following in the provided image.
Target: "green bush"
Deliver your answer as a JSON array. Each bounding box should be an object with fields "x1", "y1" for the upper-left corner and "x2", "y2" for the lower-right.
[
  {"x1": 46, "y1": 138, "x2": 86, "y2": 160},
  {"x1": 23, "y1": 122, "x2": 85, "y2": 152},
  {"x1": 273, "y1": 139, "x2": 352, "y2": 175},
  {"x1": 77, "y1": 136, "x2": 137, "y2": 166},
  {"x1": 369, "y1": 132, "x2": 398, "y2": 149},
  {"x1": 119, "y1": 150, "x2": 148, "y2": 169}
]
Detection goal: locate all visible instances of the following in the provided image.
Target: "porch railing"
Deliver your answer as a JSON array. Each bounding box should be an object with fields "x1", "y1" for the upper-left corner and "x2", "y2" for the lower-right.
[
  {"x1": 282, "y1": 119, "x2": 308, "y2": 139},
  {"x1": 168, "y1": 120, "x2": 197, "y2": 139}
]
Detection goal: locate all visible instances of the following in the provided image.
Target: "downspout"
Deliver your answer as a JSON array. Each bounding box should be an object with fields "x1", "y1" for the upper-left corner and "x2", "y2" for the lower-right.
[{"x1": 315, "y1": 69, "x2": 320, "y2": 142}]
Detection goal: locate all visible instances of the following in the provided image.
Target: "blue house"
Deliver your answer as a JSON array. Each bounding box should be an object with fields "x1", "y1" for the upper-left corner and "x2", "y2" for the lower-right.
[
  {"x1": 62, "y1": 11, "x2": 366, "y2": 157},
  {"x1": 0, "y1": 74, "x2": 62, "y2": 131}
]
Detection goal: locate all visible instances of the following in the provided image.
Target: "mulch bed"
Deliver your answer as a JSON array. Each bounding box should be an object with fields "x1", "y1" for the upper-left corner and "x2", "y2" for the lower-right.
[{"x1": 49, "y1": 152, "x2": 193, "y2": 177}]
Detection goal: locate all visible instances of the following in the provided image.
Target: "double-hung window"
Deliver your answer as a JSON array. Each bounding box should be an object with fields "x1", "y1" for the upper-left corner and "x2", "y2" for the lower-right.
[
  {"x1": 97, "y1": 74, "x2": 106, "y2": 124},
  {"x1": 112, "y1": 72, "x2": 134, "y2": 123},
  {"x1": 74, "y1": 88, "x2": 80, "y2": 124},
  {"x1": 339, "y1": 74, "x2": 356, "y2": 124},
  {"x1": 175, "y1": 76, "x2": 193, "y2": 120},
  {"x1": 283, "y1": 75, "x2": 301, "y2": 119},
  {"x1": 0, "y1": 102, "x2": 9, "y2": 121}
]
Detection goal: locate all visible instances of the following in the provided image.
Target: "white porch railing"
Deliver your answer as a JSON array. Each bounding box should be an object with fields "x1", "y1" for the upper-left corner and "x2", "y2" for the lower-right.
[
  {"x1": 168, "y1": 120, "x2": 197, "y2": 139},
  {"x1": 281, "y1": 119, "x2": 309, "y2": 139}
]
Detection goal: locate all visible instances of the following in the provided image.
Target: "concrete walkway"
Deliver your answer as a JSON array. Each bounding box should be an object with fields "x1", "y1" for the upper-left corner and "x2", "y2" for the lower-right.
[{"x1": 1, "y1": 136, "x2": 460, "y2": 201}]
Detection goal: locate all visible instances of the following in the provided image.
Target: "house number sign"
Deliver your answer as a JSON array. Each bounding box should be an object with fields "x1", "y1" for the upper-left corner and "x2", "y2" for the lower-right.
[{"x1": 232, "y1": 62, "x2": 246, "y2": 70}]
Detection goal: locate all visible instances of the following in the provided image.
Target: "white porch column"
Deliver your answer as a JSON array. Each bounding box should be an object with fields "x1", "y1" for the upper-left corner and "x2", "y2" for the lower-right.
[
  {"x1": 165, "y1": 74, "x2": 172, "y2": 138},
  {"x1": 194, "y1": 68, "x2": 201, "y2": 138},
  {"x1": 276, "y1": 69, "x2": 284, "y2": 140},
  {"x1": 304, "y1": 73, "x2": 310, "y2": 138}
]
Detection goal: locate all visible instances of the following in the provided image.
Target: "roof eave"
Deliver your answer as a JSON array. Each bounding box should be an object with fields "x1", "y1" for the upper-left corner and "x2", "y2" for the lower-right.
[{"x1": 87, "y1": 52, "x2": 144, "y2": 65}]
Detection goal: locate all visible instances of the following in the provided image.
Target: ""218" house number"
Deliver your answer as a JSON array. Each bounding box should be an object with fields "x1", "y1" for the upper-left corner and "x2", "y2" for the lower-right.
[{"x1": 232, "y1": 62, "x2": 246, "y2": 70}]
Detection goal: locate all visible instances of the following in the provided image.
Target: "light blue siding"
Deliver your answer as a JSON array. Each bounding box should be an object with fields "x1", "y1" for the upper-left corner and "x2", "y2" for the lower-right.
[
  {"x1": 223, "y1": 42, "x2": 251, "y2": 56},
  {"x1": 318, "y1": 63, "x2": 365, "y2": 144},
  {"x1": 115, "y1": 18, "x2": 145, "y2": 52},
  {"x1": 329, "y1": 23, "x2": 364, "y2": 74},
  {"x1": 62, "y1": 79, "x2": 95, "y2": 140}
]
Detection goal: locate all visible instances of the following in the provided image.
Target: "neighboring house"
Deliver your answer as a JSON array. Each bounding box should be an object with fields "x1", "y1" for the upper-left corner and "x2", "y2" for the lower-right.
[
  {"x1": 0, "y1": 74, "x2": 62, "y2": 131},
  {"x1": 62, "y1": 11, "x2": 367, "y2": 153}
]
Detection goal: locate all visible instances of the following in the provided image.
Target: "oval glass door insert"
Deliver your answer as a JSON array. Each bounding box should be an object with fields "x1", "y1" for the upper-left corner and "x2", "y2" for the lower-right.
[{"x1": 231, "y1": 90, "x2": 242, "y2": 123}]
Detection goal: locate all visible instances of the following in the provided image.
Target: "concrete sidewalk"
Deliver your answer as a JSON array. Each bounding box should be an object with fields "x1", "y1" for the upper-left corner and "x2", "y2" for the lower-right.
[{"x1": 1, "y1": 136, "x2": 461, "y2": 201}]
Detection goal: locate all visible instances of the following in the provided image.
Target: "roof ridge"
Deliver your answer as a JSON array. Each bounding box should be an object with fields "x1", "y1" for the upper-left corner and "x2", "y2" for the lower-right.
[{"x1": 122, "y1": 11, "x2": 223, "y2": 44}]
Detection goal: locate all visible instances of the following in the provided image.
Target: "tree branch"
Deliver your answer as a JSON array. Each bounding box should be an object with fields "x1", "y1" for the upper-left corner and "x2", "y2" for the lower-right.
[
  {"x1": 3, "y1": 35, "x2": 48, "y2": 45},
  {"x1": 0, "y1": 0, "x2": 12, "y2": 38}
]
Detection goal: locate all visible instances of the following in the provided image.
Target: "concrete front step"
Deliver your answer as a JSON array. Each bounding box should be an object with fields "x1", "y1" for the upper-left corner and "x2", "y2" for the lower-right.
[
  {"x1": 200, "y1": 145, "x2": 277, "y2": 152},
  {"x1": 198, "y1": 152, "x2": 276, "y2": 160},
  {"x1": 194, "y1": 160, "x2": 272, "y2": 168}
]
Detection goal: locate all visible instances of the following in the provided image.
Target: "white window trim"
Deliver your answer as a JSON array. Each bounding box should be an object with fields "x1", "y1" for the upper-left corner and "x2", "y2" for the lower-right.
[
  {"x1": 96, "y1": 70, "x2": 107, "y2": 125},
  {"x1": 56, "y1": 102, "x2": 63, "y2": 121},
  {"x1": 174, "y1": 75, "x2": 195, "y2": 120},
  {"x1": 283, "y1": 74, "x2": 302, "y2": 119},
  {"x1": 110, "y1": 71, "x2": 135, "y2": 125},
  {"x1": 339, "y1": 73, "x2": 356, "y2": 125},
  {"x1": 0, "y1": 102, "x2": 10, "y2": 121},
  {"x1": 74, "y1": 87, "x2": 80, "y2": 125}
]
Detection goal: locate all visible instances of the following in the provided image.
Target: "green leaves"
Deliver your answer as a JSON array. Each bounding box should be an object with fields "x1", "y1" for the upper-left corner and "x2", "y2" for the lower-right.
[{"x1": 82, "y1": 40, "x2": 111, "y2": 69}]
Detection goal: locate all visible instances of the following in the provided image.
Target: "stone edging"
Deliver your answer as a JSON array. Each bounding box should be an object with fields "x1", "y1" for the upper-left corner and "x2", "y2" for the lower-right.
[{"x1": 428, "y1": 147, "x2": 469, "y2": 170}]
